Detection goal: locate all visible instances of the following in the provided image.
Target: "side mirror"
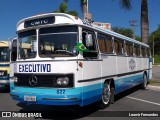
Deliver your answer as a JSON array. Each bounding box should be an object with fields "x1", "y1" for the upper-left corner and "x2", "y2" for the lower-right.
[{"x1": 85, "y1": 34, "x2": 93, "y2": 47}]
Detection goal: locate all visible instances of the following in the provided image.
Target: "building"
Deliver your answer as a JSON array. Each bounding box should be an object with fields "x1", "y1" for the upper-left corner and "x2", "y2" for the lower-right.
[{"x1": 93, "y1": 22, "x2": 111, "y2": 30}]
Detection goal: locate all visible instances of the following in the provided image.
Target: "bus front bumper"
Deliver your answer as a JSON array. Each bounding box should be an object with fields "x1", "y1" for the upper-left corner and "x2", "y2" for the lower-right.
[{"x1": 10, "y1": 91, "x2": 82, "y2": 106}]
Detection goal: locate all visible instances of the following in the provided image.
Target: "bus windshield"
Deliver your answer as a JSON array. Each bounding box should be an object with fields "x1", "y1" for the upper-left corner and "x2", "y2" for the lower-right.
[
  {"x1": 0, "y1": 47, "x2": 9, "y2": 62},
  {"x1": 39, "y1": 26, "x2": 78, "y2": 58},
  {"x1": 18, "y1": 30, "x2": 37, "y2": 59}
]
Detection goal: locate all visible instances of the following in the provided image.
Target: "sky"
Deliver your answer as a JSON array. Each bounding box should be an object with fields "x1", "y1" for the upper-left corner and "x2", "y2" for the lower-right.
[{"x1": 0, "y1": 0, "x2": 159, "y2": 40}]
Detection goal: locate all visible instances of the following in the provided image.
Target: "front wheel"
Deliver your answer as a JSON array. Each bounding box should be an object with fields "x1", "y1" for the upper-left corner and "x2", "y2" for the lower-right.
[{"x1": 98, "y1": 82, "x2": 114, "y2": 109}]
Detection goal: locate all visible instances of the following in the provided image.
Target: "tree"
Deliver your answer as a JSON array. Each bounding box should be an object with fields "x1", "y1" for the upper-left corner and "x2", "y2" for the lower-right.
[
  {"x1": 148, "y1": 26, "x2": 160, "y2": 55},
  {"x1": 53, "y1": 2, "x2": 78, "y2": 16},
  {"x1": 65, "y1": 0, "x2": 88, "y2": 19},
  {"x1": 80, "y1": 0, "x2": 88, "y2": 19},
  {"x1": 117, "y1": 0, "x2": 149, "y2": 44},
  {"x1": 112, "y1": 27, "x2": 133, "y2": 38},
  {"x1": 141, "y1": 0, "x2": 149, "y2": 44}
]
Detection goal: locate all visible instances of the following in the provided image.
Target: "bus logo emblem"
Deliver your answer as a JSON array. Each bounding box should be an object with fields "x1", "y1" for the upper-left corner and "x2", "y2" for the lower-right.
[
  {"x1": 29, "y1": 75, "x2": 38, "y2": 86},
  {"x1": 129, "y1": 59, "x2": 136, "y2": 70}
]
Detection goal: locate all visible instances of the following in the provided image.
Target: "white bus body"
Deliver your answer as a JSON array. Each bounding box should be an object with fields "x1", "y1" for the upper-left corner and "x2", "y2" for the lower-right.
[{"x1": 10, "y1": 13, "x2": 152, "y2": 107}]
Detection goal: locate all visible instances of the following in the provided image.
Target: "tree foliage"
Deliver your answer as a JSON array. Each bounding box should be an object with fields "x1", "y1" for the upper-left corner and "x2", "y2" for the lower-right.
[
  {"x1": 119, "y1": 0, "x2": 132, "y2": 11},
  {"x1": 148, "y1": 26, "x2": 160, "y2": 55},
  {"x1": 53, "y1": 2, "x2": 78, "y2": 16},
  {"x1": 115, "y1": 0, "x2": 149, "y2": 44},
  {"x1": 112, "y1": 27, "x2": 133, "y2": 38}
]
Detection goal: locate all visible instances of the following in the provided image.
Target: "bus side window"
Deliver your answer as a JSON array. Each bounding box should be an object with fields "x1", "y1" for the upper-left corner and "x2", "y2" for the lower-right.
[
  {"x1": 141, "y1": 46, "x2": 146, "y2": 57},
  {"x1": 97, "y1": 34, "x2": 107, "y2": 53},
  {"x1": 134, "y1": 44, "x2": 140, "y2": 57},
  {"x1": 114, "y1": 39, "x2": 123, "y2": 55},
  {"x1": 97, "y1": 34, "x2": 113, "y2": 54},
  {"x1": 82, "y1": 29, "x2": 98, "y2": 58},
  {"x1": 146, "y1": 47, "x2": 151, "y2": 57},
  {"x1": 126, "y1": 42, "x2": 133, "y2": 56},
  {"x1": 105, "y1": 35, "x2": 113, "y2": 54}
]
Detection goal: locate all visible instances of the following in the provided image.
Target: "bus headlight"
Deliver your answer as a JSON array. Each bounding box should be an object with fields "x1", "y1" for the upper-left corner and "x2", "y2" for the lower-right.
[
  {"x1": 10, "y1": 76, "x2": 18, "y2": 83},
  {"x1": 56, "y1": 77, "x2": 69, "y2": 86}
]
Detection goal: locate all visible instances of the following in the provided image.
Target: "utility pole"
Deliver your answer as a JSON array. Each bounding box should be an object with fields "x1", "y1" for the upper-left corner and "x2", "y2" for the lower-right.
[
  {"x1": 129, "y1": 20, "x2": 138, "y2": 39},
  {"x1": 153, "y1": 35, "x2": 155, "y2": 64}
]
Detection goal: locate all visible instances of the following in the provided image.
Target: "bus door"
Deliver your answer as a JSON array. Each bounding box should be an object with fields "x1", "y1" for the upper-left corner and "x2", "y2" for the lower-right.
[{"x1": 81, "y1": 29, "x2": 102, "y2": 105}]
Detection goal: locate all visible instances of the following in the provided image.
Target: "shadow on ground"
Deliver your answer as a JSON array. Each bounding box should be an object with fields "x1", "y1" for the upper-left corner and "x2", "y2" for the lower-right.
[
  {"x1": 16, "y1": 85, "x2": 142, "y2": 119},
  {"x1": 0, "y1": 85, "x2": 10, "y2": 93}
]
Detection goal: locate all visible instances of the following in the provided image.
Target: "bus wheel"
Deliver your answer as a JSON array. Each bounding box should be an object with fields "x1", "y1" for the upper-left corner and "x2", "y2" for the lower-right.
[
  {"x1": 141, "y1": 74, "x2": 147, "y2": 89},
  {"x1": 99, "y1": 82, "x2": 111, "y2": 109}
]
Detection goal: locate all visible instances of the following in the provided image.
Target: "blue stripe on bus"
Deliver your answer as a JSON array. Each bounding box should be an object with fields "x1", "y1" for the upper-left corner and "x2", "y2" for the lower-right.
[
  {"x1": 115, "y1": 74, "x2": 143, "y2": 94},
  {"x1": 11, "y1": 74, "x2": 144, "y2": 106},
  {"x1": 0, "y1": 64, "x2": 10, "y2": 67}
]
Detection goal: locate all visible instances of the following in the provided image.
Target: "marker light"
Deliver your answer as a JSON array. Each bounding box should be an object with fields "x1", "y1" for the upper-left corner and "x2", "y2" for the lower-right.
[
  {"x1": 56, "y1": 77, "x2": 69, "y2": 86},
  {"x1": 10, "y1": 76, "x2": 18, "y2": 83}
]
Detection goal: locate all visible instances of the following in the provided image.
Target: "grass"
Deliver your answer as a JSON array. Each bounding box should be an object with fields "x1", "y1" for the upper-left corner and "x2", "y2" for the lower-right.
[
  {"x1": 149, "y1": 79, "x2": 160, "y2": 86},
  {"x1": 153, "y1": 55, "x2": 160, "y2": 64}
]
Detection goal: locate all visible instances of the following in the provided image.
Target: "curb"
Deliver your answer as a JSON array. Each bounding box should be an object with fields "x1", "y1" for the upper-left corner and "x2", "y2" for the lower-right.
[
  {"x1": 152, "y1": 65, "x2": 160, "y2": 66},
  {"x1": 147, "y1": 85, "x2": 160, "y2": 91}
]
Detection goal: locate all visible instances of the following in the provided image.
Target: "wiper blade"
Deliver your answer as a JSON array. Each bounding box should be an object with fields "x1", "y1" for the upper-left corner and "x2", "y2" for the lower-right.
[{"x1": 55, "y1": 50, "x2": 75, "y2": 56}]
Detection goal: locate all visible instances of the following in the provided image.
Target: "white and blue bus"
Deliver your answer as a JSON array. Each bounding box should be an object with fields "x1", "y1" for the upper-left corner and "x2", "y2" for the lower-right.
[{"x1": 10, "y1": 13, "x2": 152, "y2": 108}]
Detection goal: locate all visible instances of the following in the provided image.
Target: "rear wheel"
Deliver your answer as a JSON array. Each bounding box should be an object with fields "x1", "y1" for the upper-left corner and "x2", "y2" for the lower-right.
[{"x1": 141, "y1": 74, "x2": 147, "y2": 89}]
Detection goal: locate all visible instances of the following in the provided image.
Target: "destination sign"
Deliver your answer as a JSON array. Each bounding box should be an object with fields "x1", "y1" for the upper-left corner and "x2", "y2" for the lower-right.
[
  {"x1": 24, "y1": 16, "x2": 55, "y2": 28},
  {"x1": 19, "y1": 64, "x2": 51, "y2": 73}
]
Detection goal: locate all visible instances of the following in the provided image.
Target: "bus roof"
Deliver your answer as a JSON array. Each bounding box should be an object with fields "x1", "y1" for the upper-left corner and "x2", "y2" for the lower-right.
[
  {"x1": 16, "y1": 13, "x2": 149, "y2": 48},
  {"x1": 0, "y1": 41, "x2": 10, "y2": 47}
]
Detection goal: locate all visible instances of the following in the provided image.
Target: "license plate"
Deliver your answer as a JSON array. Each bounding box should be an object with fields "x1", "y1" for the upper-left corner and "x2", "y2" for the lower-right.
[{"x1": 24, "y1": 96, "x2": 36, "y2": 102}]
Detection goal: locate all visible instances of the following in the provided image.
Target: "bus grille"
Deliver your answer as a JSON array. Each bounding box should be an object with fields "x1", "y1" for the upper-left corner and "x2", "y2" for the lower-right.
[{"x1": 14, "y1": 73, "x2": 74, "y2": 88}]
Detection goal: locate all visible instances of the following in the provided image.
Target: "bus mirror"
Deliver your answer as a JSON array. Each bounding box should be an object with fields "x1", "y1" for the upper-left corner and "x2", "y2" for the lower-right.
[{"x1": 85, "y1": 34, "x2": 93, "y2": 47}]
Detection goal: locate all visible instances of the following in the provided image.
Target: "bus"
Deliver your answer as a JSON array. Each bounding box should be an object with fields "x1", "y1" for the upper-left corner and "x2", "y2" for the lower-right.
[
  {"x1": 0, "y1": 39, "x2": 17, "y2": 88},
  {"x1": 10, "y1": 13, "x2": 152, "y2": 108}
]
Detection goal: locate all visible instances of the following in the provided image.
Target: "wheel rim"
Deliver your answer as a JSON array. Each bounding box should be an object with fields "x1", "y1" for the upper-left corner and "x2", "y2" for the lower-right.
[{"x1": 102, "y1": 83, "x2": 111, "y2": 104}]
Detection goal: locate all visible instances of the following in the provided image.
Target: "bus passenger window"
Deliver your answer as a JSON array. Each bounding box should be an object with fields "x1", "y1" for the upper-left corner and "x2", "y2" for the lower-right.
[
  {"x1": 146, "y1": 48, "x2": 151, "y2": 57},
  {"x1": 97, "y1": 34, "x2": 113, "y2": 54},
  {"x1": 141, "y1": 47, "x2": 146, "y2": 57},
  {"x1": 97, "y1": 34, "x2": 106, "y2": 53},
  {"x1": 105, "y1": 36, "x2": 113, "y2": 54},
  {"x1": 126, "y1": 42, "x2": 133, "y2": 56},
  {"x1": 114, "y1": 39, "x2": 123, "y2": 55},
  {"x1": 134, "y1": 44, "x2": 140, "y2": 57}
]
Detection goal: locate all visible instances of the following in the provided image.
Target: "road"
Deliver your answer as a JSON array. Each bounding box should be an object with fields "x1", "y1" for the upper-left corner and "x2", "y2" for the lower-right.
[
  {"x1": 0, "y1": 66, "x2": 159, "y2": 120},
  {"x1": 0, "y1": 85, "x2": 160, "y2": 120}
]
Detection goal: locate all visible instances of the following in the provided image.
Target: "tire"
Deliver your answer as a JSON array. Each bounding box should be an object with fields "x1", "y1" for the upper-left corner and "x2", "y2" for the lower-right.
[
  {"x1": 141, "y1": 74, "x2": 147, "y2": 89},
  {"x1": 98, "y1": 82, "x2": 112, "y2": 109}
]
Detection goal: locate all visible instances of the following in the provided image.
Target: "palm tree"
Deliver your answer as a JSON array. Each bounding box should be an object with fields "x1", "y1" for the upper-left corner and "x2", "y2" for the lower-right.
[
  {"x1": 53, "y1": 2, "x2": 78, "y2": 16},
  {"x1": 118, "y1": 0, "x2": 149, "y2": 44},
  {"x1": 65, "y1": 0, "x2": 88, "y2": 19},
  {"x1": 80, "y1": 0, "x2": 88, "y2": 19},
  {"x1": 141, "y1": 0, "x2": 149, "y2": 44}
]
